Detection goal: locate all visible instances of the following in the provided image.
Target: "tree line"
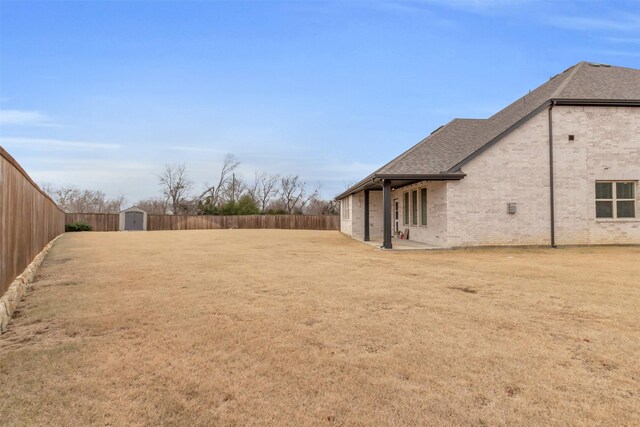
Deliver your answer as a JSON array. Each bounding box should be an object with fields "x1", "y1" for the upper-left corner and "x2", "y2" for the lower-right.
[{"x1": 43, "y1": 154, "x2": 338, "y2": 216}]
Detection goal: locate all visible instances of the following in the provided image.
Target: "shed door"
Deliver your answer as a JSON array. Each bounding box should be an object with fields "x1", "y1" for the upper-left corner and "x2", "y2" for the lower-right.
[{"x1": 125, "y1": 211, "x2": 144, "y2": 231}]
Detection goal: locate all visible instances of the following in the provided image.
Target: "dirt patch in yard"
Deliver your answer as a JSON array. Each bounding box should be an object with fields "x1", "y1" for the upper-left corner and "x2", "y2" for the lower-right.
[{"x1": 1, "y1": 230, "x2": 639, "y2": 426}]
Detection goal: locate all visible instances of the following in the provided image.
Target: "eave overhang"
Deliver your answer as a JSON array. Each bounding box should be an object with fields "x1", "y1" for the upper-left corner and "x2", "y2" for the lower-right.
[
  {"x1": 335, "y1": 173, "x2": 466, "y2": 200},
  {"x1": 553, "y1": 99, "x2": 640, "y2": 107}
]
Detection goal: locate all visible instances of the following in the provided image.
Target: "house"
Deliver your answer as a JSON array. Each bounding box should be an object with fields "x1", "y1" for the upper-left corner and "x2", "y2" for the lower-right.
[{"x1": 337, "y1": 62, "x2": 640, "y2": 249}]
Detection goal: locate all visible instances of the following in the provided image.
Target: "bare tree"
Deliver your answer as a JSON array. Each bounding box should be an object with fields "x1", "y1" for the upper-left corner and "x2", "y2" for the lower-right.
[
  {"x1": 43, "y1": 184, "x2": 126, "y2": 213},
  {"x1": 194, "y1": 153, "x2": 241, "y2": 209},
  {"x1": 306, "y1": 198, "x2": 339, "y2": 215},
  {"x1": 159, "y1": 164, "x2": 193, "y2": 214},
  {"x1": 213, "y1": 154, "x2": 240, "y2": 205},
  {"x1": 40, "y1": 182, "x2": 56, "y2": 196},
  {"x1": 221, "y1": 173, "x2": 246, "y2": 204},
  {"x1": 135, "y1": 198, "x2": 169, "y2": 214},
  {"x1": 279, "y1": 175, "x2": 319, "y2": 214},
  {"x1": 248, "y1": 172, "x2": 280, "y2": 213}
]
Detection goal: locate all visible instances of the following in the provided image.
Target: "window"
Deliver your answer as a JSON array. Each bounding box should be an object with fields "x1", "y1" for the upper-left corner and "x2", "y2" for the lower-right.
[
  {"x1": 411, "y1": 190, "x2": 418, "y2": 225},
  {"x1": 403, "y1": 192, "x2": 409, "y2": 225},
  {"x1": 341, "y1": 197, "x2": 350, "y2": 220},
  {"x1": 596, "y1": 181, "x2": 636, "y2": 219},
  {"x1": 420, "y1": 188, "x2": 427, "y2": 226}
]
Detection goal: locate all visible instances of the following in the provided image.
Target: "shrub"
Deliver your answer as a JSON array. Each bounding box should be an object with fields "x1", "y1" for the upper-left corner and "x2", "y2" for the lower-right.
[{"x1": 65, "y1": 221, "x2": 92, "y2": 232}]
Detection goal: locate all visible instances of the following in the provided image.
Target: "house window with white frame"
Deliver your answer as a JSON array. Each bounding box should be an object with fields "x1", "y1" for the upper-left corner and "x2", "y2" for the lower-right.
[
  {"x1": 403, "y1": 192, "x2": 409, "y2": 225},
  {"x1": 595, "y1": 181, "x2": 636, "y2": 219},
  {"x1": 341, "y1": 197, "x2": 350, "y2": 220},
  {"x1": 411, "y1": 190, "x2": 418, "y2": 225},
  {"x1": 420, "y1": 188, "x2": 427, "y2": 226}
]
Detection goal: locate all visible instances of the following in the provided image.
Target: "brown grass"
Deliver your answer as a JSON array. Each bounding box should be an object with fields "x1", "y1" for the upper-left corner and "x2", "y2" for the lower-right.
[{"x1": 1, "y1": 230, "x2": 639, "y2": 426}]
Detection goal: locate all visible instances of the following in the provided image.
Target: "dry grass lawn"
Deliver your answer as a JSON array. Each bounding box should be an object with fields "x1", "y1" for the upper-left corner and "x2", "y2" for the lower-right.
[{"x1": 1, "y1": 230, "x2": 639, "y2": 426}]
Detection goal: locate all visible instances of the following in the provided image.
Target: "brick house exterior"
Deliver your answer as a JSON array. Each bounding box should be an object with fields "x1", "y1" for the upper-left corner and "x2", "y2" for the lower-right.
[{"x1": 337, "y1": 62, "x2": 640, "y2": 248}]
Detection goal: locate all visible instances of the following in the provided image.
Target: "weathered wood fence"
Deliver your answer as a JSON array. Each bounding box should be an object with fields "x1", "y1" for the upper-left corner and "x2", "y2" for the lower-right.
[
  {"x1": 147, "y1": 214, "x2": 339, "y2": 230},
  {"x1": 65, "y1": 213, "x2": 339, "y2": 231},
  {"x1": 1, "y1": 147, "x2": 66, "y2": 296},
  {"x1": 65, "y1": 212, "x2": 120, "y2": 232}
]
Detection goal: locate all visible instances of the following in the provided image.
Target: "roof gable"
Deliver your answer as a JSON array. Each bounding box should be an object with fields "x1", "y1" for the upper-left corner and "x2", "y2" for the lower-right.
[
  {"x1": 338, "y1": 62, "x2": 640, "y2": 199},
  {"x1": 378, "y1": 62, "x2": 580, "y2": 177}
]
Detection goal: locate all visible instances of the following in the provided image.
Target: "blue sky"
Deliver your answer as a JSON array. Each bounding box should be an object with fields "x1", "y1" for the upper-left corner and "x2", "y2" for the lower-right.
[{"x1": 1, "y1": 0, "x2": 639, "y2": 202}]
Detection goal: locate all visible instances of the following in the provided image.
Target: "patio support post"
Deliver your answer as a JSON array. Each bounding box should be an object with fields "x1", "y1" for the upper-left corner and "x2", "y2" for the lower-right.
[
  {"x1": 364, "y1": 190, "x2": 370, "y2": 241},
  {"x1": 382, "y1": 180, "x2": 392, "y2": 249}
]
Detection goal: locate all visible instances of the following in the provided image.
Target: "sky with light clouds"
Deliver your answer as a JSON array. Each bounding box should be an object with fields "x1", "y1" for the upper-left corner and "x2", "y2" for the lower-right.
[{"x1": 1, "y1": 0, "x2": 639, "y2": 203}]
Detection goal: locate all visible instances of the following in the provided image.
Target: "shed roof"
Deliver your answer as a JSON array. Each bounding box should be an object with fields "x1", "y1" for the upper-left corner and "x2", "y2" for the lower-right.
[
  {"x1": 337, "y1": 62, "x2": 640, "y2": 199},
  {"x1": 120, "y1": 206, "x2": 147, "y2": 213}
]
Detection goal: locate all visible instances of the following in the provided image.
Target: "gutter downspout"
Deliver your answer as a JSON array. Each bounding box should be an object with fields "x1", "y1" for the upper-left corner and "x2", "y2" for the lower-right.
[{"x1": 548, "y1": 100, "x2": 557, "y2": 248}]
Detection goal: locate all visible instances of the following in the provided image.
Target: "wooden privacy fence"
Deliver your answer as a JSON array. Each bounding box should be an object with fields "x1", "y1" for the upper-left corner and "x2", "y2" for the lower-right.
[
  {"x1": 1, "y1": 147, "x2": 66, "y2": 296},
  {"x1": 147, "y1": 214, "x2": 339, "y2": 230},
  {"x1": 65, "y1": 213, "x2": 119, "y2": 232},
  {"x1": 65, "y1": 213, "x2": 339, "y2": 231}
]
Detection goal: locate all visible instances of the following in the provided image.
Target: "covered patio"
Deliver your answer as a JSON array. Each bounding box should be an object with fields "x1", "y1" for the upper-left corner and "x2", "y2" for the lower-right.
[
  {"x1": 363, "y1": 238, "x2": 446, "y2": 251},
  {"x1": 339, "y1": 174, "x2": 465, "y2": 249}
]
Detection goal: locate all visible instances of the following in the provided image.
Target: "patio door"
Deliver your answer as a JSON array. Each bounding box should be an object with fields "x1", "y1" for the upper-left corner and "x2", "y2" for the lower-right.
[{"x1": 394, "y1": 199, "x2": 399, "y2": 233}]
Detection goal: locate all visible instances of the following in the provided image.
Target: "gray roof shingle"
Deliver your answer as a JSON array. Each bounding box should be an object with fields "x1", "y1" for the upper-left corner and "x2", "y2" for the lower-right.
[{"x1": 338, "y1": 62, "x2": 640, "y2": 198}]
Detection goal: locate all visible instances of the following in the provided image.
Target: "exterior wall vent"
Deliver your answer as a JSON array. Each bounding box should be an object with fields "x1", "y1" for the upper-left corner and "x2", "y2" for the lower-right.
[{"x1": 507, "y1": 203, "x2": 517, "y2": 214}]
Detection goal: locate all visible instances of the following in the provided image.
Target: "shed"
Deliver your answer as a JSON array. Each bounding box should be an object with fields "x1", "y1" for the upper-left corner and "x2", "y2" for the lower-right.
[{"x1": 119, "y1": 207, "x2": 147, "y2": 231}]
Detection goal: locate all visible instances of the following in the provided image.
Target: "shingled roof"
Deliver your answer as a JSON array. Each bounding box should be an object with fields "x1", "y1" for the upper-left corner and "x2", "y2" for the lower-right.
[{"x1": 337, "y1": 62, "x2": 640, "y2": 199}]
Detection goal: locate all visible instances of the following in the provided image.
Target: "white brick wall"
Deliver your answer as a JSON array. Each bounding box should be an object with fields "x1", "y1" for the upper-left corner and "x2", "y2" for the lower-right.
[
  {"x1": 339, "y1": 182, "x2": 448, "y2": 246},
  {"x1": 391, "y1": 181, "x2": 448, "y2": 246},
  {"x1": 368, "y1": 191, "x2": 384, "y2": 241},
  {"x1": 352, "y1": 192, "x2": 364, "y2": 239},
  {"x1": 348, "y1": 190, "x2": 384, "y2": 241},
  {"x1": 447, "y1": 105, "x2": 639, "y2": 246},
  {"x1": 553, "y1": 106, "x2": 640, "y2": 245},
  {"x1": 339, "y1": 195, "x2": 352, "y2": 236},
  {"x1": 339, "y1": 105, "x2": 639, "y2": 247},
  {"x1": 447, "y1": 110, "x2": 552, "y2": 246}
]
